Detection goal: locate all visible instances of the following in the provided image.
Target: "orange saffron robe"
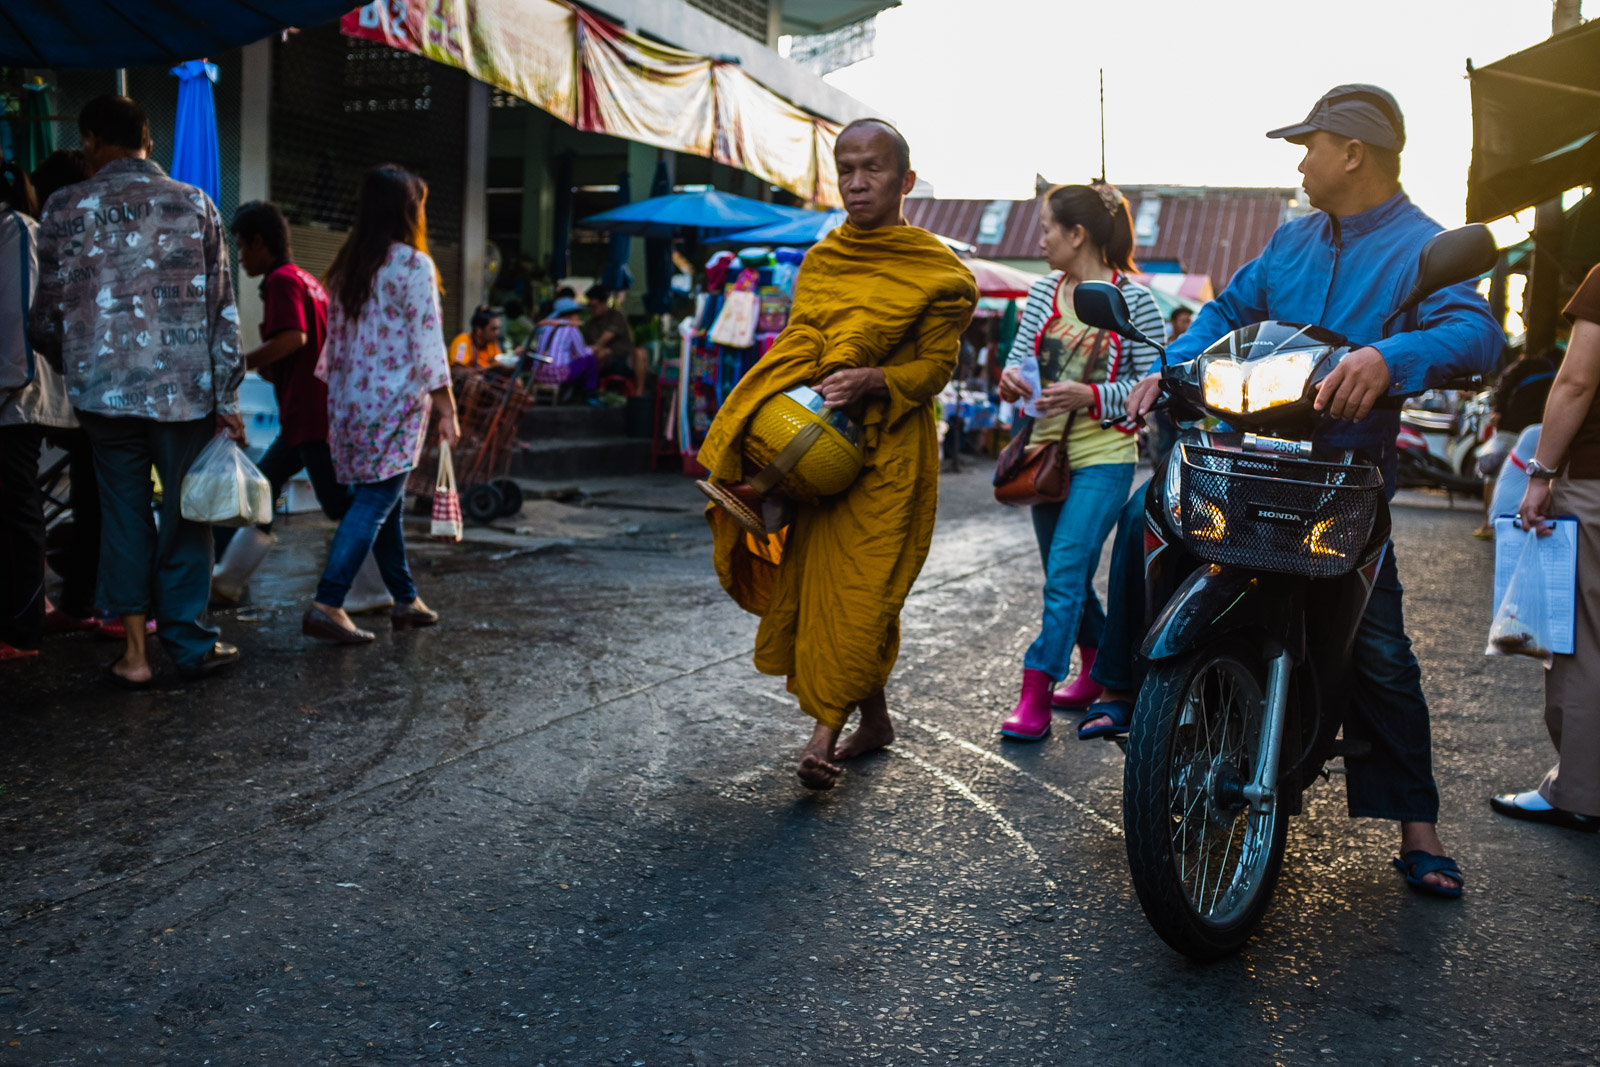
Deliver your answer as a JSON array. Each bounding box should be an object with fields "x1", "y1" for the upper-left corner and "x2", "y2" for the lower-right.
[{"x1": 698, "y1": 222, "x2": 979, "y2": 729}]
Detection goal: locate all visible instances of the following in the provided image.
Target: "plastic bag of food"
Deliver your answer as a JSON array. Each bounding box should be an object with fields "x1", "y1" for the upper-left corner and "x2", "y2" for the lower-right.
[
  {"x1": 1486, "y1": 526, "x2": 1553, "y2": 667},
  {"x1": 180, "y1": 433, "x2": 273, "y2": 527}
]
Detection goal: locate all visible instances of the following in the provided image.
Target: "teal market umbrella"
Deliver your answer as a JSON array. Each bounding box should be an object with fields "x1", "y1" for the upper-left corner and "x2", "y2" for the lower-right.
[
  {"x1": 998, "y1": 298, "x2": 1020, "y2": 353},
  {"x1": 169, "y1": 60, "x2": 220, "y2": 206},
  {"x1": 22, "y1": 78, "x2": 55, "y2": 172}
]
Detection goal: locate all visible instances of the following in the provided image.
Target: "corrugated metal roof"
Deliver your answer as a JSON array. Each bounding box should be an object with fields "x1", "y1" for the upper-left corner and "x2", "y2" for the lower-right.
[{"x1": 905, "y1": 186, "x2": 1302, "y2": 289}]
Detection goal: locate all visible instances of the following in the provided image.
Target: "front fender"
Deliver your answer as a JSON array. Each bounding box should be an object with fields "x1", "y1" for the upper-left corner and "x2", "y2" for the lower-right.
[{"x1": 1140, "y1": 565, "x2": 1296, "y2": 662}]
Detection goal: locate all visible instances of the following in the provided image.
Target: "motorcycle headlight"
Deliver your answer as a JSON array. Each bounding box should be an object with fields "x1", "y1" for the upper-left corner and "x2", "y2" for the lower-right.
[
  {"x1": 1200, "y1": 351, "x2": 1316, "y2": 414},
  {"x1": 1202, "y1": 360, "x2": 1246, "y2": 414},
  {"x1": 1246, "y1": 351, "x2": 1315, "y2": 412}
]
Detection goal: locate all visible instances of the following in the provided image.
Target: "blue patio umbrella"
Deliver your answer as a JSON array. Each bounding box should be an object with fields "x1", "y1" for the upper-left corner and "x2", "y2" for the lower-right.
[
  {"x1": 578, "y1": 190, "x2": 800, "y2": 239},
  {"x1": 643, "y1": 160, "x2": 675, "y2": 315},
  {"x1": 714, "y1": 209, "x2": 847, "y2": 246},
  {"x1": 2, "y1": 2, "x2": 361, "y2": 67},
  {"x1": 600, "y1": 170, "x2": 633, "y2": 290},
  {"x1": 169, "y1": 60, "x2": 221, "y2": 206}
]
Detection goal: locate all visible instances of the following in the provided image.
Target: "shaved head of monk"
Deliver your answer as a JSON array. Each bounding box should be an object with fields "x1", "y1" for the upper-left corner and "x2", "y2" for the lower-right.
[{"x1": 834, "y1": 119, "x2": 916, "y2": 230}]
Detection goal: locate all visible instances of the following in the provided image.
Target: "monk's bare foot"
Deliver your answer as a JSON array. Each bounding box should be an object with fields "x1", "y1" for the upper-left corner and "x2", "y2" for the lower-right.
[
  {"x1": 797, "y1": 752, "x2": 841, "y2": 790},
  {"x1": 834, "y1": 690, "x2": 893, "y2": 760},
  {"x1": 797, "y1": 723, "x2": 842, "y2": 790}
]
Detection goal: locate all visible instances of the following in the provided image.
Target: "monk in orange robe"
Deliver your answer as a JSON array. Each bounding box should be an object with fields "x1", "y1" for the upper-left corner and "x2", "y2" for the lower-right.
[{"x1": 697, "y1": 120, "x2": 979, "y2": 789}]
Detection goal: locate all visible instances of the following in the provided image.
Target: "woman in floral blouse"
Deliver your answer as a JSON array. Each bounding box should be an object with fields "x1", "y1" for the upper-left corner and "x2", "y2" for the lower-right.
[{"x1": 305, "y1": 165, "x2": 458, "y2": 644}]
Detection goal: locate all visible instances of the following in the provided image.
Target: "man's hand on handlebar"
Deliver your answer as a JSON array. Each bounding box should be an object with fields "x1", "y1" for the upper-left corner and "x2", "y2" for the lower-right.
[
  {"x1": 1314, "y1": 346, "x2": 1392, "y2": 422},
  {"x1": 1126, "y1": 372, "x2": 1162, "y2": 422}
]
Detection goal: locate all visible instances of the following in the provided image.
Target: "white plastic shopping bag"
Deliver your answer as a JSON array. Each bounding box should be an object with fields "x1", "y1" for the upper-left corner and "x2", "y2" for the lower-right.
[
  {"x1": 180, "y1": 433, "x2": 273, "y2": 527},
  {"x1": 1486, "y1": 525, "x2": 1554, "y2": 667}
]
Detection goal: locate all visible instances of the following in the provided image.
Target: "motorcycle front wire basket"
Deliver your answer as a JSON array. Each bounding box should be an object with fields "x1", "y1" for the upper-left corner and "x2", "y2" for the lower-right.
[{"x1": 1177, "y1": 442, "x2": 1383, "y2": 579}]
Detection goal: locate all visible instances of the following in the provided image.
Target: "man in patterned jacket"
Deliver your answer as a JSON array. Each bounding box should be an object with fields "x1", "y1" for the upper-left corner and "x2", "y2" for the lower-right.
[{"x1": 29, "y1": 94, "x2": 244, "y2": 687}]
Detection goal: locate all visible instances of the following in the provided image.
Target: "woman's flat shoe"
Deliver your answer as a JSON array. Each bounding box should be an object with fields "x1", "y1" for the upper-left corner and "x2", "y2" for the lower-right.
[
  {"x1": 1489, "y1": 791, "x2": 1600, "y2": 832},
  {"x1": 391, "y1": 604, "x2": 440, "y2": 631},
  {"x1": 301, "y1": 606, "x2": 375, "y2": 644}
]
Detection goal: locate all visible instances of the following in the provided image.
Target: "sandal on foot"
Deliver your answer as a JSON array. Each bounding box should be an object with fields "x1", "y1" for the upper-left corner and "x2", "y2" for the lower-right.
[
  {"x1": 101, "y1": 659, "x2": 154, "y2": 691},
  {"x1": 1078, "y1": 699, "x2": 1133, "y2": 740},
  {"x1": 1392, "y1": 850, "x2": 1463, "y2": 898}
]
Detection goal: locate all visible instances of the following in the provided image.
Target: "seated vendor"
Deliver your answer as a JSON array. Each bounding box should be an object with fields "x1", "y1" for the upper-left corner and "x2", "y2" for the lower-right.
[
  {"x1": 583, "y1": 284, "x2": 647, "y2": 394},
  {"x1": 532, "y1": 297, "x2": 599, "y2": 400},
  {"x1": 449, "y1": 306, "x2": 502, "y2": 371}
]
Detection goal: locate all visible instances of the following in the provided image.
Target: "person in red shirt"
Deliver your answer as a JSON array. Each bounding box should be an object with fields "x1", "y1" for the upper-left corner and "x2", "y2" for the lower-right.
[{"x1": 212, "y1": 201, "x2": 354, "y2": 600}]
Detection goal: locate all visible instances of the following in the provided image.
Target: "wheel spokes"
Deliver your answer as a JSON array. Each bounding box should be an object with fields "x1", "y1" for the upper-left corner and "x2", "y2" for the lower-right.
[{"x1": 1167, "y1": 655, "x2": 1273, "y2": 925}]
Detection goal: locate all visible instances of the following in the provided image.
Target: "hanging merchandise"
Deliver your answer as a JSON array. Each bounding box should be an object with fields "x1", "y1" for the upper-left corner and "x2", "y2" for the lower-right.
[
  {"x1": 169, "y1": 60, "x2": 222, "y2": 207},
  {"x1": 709, "y1": 269, "x2": 760, "y2": 348},
  {"x1": 757, "y1": 289, "x2": 789, "y2": 334}
]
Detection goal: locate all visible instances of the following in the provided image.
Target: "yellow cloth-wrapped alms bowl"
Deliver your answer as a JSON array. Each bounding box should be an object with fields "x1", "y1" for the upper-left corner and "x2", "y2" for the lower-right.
[{"x1": 743, "y1": 385, "x2": 864, "y2": 504}]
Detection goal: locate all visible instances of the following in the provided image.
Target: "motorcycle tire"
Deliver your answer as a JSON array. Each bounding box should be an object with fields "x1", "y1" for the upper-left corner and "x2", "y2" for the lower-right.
[{"x1": 1123, "y1": 638, "x2": 1289, "y2": 961}]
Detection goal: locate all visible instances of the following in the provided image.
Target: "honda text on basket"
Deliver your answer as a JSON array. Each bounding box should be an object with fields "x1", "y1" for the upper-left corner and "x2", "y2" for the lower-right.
[{"x1": 1071, "y1": 224, "x2": 1499, "y2": 960}]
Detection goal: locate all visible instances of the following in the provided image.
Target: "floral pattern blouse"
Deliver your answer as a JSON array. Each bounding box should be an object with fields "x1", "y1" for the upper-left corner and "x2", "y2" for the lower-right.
[{"x1": 316, "y1": 244, "x2": 450, "y2": 484}]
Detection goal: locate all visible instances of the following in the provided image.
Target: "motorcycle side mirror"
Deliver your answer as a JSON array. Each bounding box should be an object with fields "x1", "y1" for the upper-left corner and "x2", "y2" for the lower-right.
[
  {"x1": 1074, "y1": 280, "x2": 1168, "y2": 367},
  {"x1": 1382, "y1": 224, "x2": 1499, "y2": 333}
]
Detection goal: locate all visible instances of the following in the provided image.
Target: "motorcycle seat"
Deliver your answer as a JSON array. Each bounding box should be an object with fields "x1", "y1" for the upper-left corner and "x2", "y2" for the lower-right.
[{"x1": 1400, "y1": 409, "x2": 1459, "y2": 434}]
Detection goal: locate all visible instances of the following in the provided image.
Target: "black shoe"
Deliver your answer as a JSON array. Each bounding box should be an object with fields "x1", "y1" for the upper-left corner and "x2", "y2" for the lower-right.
[
  {"x1": 178, "y1": 641, "x2": 241, "y2": 680},
  {"x1": 1489, "y1": 792, "x2": 1600, "y2": 832}
]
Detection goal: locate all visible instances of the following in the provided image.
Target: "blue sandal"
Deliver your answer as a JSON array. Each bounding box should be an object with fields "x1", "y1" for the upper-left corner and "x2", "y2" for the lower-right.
[
  {"x1": 1392, "y1": 850, "x2": 1464, "y2": 898},
  {"x1": 1078, "y1": 699, "x2": 1133, "y2": 740}
]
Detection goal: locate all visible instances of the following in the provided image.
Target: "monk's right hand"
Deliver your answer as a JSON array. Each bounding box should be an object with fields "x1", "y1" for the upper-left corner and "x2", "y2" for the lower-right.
[
  {"x1": 998, "y1": 367, "x2": 1031, "y2": 404},
  {"x1": 1126, "y1": 373, "x2": 1162, "y2": 421}
]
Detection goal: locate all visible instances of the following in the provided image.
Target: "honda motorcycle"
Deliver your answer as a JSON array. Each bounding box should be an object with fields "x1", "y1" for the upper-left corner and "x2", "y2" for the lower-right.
[{"x1": 1073, "y1": 224, "x2": 1498, "y2": 960}]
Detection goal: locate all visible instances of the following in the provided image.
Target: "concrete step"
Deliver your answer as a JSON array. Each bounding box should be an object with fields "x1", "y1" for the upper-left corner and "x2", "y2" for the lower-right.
[
  {"x1": 509, "y1": 436, "x2": 653, "y2": 481},
  {"x1": 518, "y1": 404, "x2": 626, "y2": 440}
]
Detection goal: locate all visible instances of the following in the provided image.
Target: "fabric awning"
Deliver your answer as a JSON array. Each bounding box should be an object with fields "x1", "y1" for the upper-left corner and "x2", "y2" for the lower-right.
[
  {"x1": 1, "y1": 2, "x2": 361, "y2": 67},
  {"x1": 1467, "y1": 19, "x2": 1600, "y2": 223},
  {"x1": 343, "y1": 0, "x2": 849, "y2": 206}
]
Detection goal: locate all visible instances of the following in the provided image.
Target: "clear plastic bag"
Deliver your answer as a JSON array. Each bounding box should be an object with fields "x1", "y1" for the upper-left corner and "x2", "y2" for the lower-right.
[
  {"x1": 180, "y1": 433, "x2": 273, "y2": 527},
  {"x1": 1486, "y1": 526, "x2": 1553, "y2": 667}
]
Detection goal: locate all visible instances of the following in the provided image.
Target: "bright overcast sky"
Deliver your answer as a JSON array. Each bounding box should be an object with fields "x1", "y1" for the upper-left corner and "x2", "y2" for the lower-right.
[{"x1": 825, "y1": 0, "x2": 1561, "y2": 228}]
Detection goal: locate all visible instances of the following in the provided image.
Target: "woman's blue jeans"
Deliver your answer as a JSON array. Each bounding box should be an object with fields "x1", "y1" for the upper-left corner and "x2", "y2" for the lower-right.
[
  {"x1": 315, "y1": 472, "x2": 417, "y2": 608},
  {"x1": 1024, "y1": 462, "x2": 1135, "y2": 681}
]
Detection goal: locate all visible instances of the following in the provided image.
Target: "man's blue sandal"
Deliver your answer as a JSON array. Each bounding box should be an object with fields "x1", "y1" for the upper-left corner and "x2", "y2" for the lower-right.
[
  {"x1": 1078, "y1": 699, "x2": 1133, "y2": 740},
  {"x1": 1392, "y1": 850, "x2": 1464, "y2": 898}
]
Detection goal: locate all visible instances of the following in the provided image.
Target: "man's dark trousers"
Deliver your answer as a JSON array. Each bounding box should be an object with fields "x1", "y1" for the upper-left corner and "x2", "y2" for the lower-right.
[
  {"x1": 0, "y1": 426, "x2": 49, "y2": 650},
  {"x1": 77, "y1": 412, "x2": 220, "y2": 671}
]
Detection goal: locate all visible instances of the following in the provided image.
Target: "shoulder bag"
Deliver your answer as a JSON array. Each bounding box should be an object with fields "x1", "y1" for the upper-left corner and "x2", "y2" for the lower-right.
[{"x1": 993, "y1": 327, "x2": 1108, "y2": 507}]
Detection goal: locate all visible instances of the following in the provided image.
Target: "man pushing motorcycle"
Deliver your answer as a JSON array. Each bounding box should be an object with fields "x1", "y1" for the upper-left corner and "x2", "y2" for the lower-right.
[{"x1": 1109, "y1": 85, "x2": 1504, "y2": 896}]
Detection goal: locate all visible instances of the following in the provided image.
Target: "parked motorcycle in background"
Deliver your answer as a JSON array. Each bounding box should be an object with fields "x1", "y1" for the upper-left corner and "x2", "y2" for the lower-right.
[
  {"x1": 1073, "y1": 224, "x2": 1499, "y2": 960},
  {"x1": 1394, "y1": 388, "x2": 1490, "y2": 495}
]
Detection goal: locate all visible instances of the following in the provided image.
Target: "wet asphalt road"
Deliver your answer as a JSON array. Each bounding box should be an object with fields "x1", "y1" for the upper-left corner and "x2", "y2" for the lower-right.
[{"x1": 3, "y1": 466, "x2": 1598, "y2": 1067}]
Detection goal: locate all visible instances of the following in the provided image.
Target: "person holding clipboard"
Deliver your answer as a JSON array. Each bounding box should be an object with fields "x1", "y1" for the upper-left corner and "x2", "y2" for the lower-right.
[{"x1": 1496, "y1": 263, "x2": 1600, "y2": 832}]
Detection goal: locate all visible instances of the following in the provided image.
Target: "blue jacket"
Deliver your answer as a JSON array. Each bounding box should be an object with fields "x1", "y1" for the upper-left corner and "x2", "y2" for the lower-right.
[{"x1": 1167, "y1": 190, "x2": 1503, "y2": 486}]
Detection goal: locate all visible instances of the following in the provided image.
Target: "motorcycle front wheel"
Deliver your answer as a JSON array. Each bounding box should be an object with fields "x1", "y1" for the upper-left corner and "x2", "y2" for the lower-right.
[{"x1": 1123, "y1": 640, "x2": 1288, "y2": 960}]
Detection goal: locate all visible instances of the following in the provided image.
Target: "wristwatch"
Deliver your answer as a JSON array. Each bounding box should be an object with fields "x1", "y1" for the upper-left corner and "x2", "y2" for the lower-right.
[{"x1": 1525, "y1": 457, "x2": 1562, "y2": 480}]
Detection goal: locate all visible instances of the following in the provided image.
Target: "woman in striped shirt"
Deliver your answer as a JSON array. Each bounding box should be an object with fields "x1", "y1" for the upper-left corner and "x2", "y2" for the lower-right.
[{"x1": 997, "y1": 182, "x2": 1164, "y2": 742}]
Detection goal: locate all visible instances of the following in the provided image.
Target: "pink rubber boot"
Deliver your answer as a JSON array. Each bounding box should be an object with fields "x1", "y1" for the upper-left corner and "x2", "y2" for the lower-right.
[
  {"x1": 1000, "y1": 668, "x2": 1055, "y2": 741},
  {"x1": 1052, "y1": 646, "x2": 1103, "y2": 709}
]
